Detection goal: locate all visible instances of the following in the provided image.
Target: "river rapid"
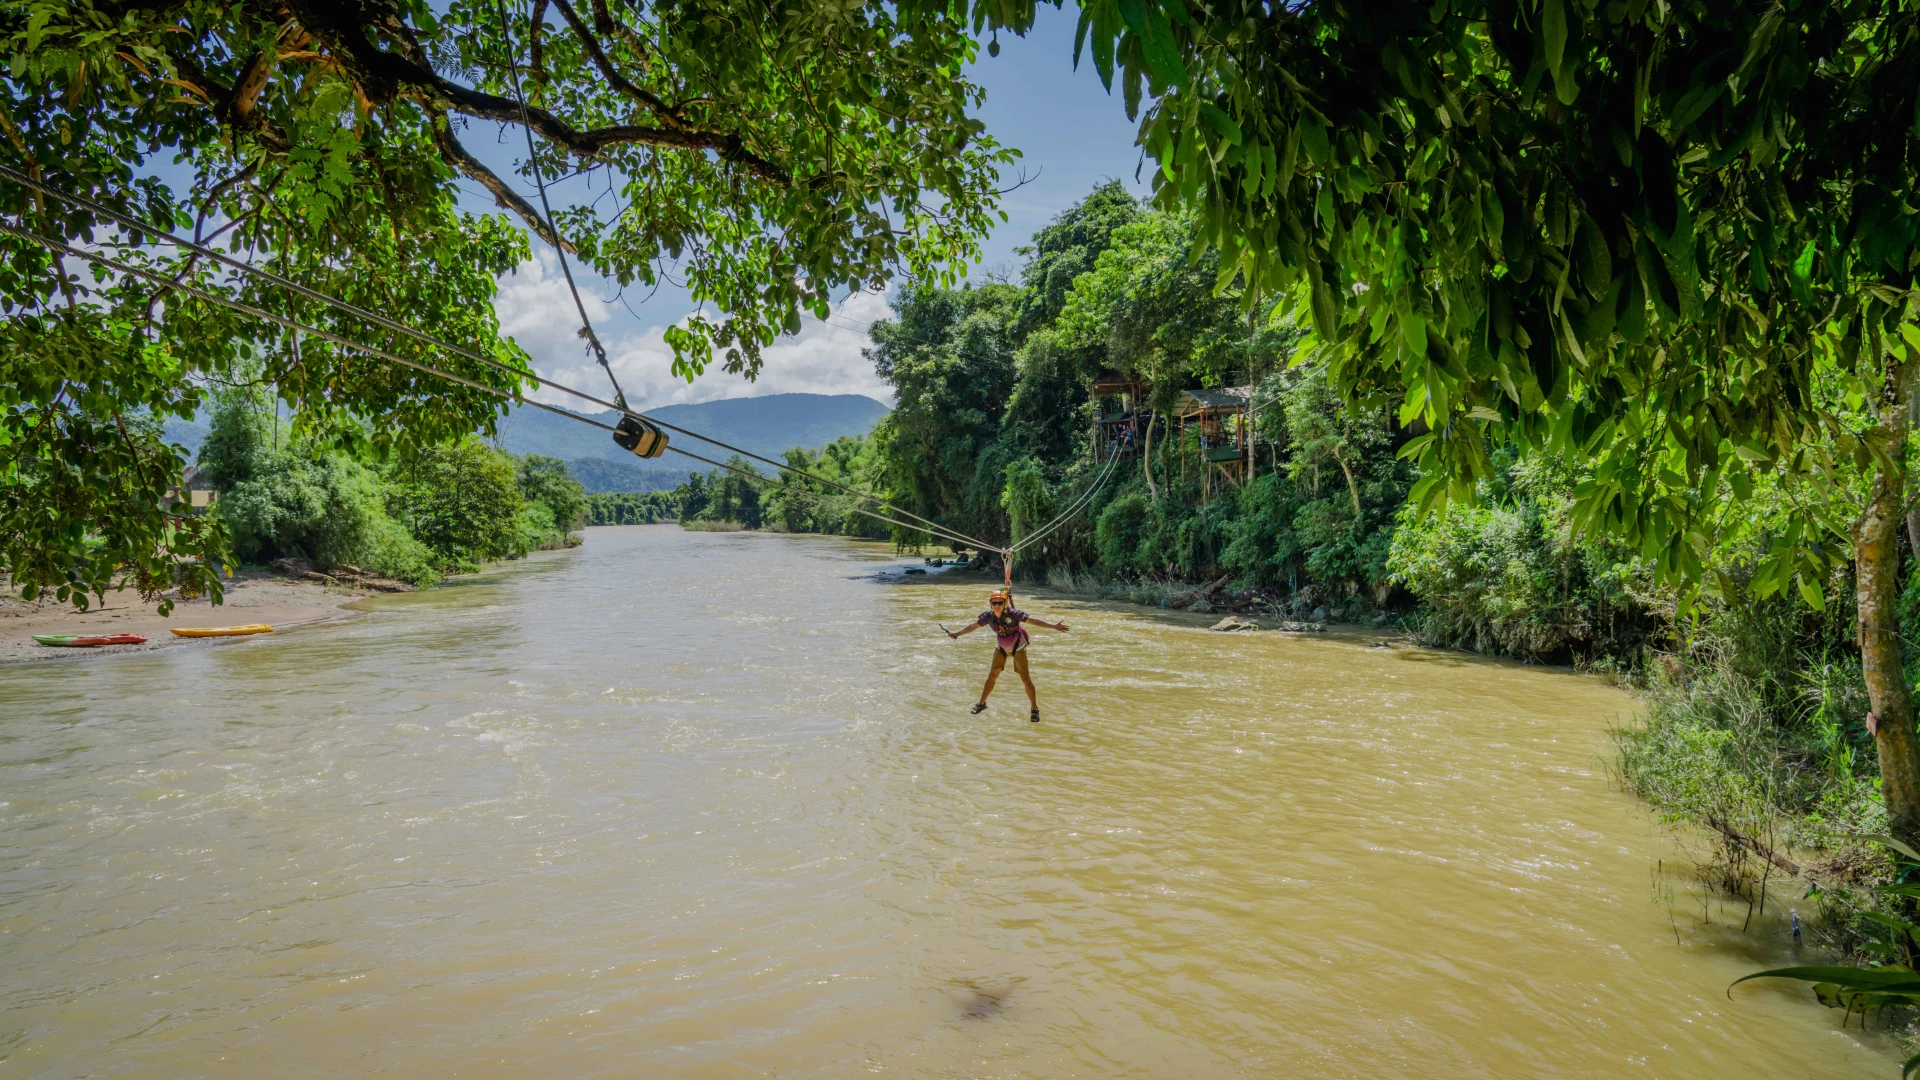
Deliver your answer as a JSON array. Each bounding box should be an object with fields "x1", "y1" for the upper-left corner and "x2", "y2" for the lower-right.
[{"x1": 0, "y1": 525, "x2": 1897, "y2": 1077}]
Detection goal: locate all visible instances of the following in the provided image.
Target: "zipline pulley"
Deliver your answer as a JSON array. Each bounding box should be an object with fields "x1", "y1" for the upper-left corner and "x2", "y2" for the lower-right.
[{"x1": 613, "y1": 413, "x2": 669, "y2": 459}]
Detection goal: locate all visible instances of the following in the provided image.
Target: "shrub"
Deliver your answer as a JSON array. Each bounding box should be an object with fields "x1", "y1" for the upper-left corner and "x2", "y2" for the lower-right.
[
  {"x1": 1388, "y1": 457, "x2": 1654, "y2": 663},
  {"x1": 1095, "y1": 491, "x2": 1151, "y2": 572},
  {"x1": 516, "y1": 454, "x2": 587, "y2": 532},
  {"x1": 384, "y1": 437, "x2": 528, "y2": 567}
]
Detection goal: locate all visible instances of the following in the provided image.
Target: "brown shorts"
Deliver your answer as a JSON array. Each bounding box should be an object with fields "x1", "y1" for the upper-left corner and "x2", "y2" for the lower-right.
[{"x1": 990, "y1": 646, "x2": 1030, "y2": 677}]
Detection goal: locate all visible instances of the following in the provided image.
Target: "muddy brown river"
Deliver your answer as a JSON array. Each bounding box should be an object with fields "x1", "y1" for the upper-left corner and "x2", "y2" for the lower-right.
[{"x1": 0, "y1": 525, "x2": 1897, "y2": 1076}]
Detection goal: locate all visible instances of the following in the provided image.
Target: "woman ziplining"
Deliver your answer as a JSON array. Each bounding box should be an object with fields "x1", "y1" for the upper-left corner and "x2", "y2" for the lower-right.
[
  {"x1": 933, "y1": 457, "x2": 1121, "y2": 721},
  {"x1": 946, "y1": 589, "x2": 1069, "y2": 722}
]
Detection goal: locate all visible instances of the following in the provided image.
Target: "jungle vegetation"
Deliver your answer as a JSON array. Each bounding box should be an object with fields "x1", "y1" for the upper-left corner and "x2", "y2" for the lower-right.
[
  {"x1": 2, "y1": 0, "x2": 1011, "y2": 608},
  {"x1": 196, "y1": 386, "x2": 587, "y2": 584}
]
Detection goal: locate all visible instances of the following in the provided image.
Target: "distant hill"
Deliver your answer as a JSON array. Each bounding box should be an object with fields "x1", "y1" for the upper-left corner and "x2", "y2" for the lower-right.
[
  {"x1": 162, "y1": 413, "x2": 210, "y2": 451},
  {"x1": 494, "y1": 393, "x2": 890, "y2": 492},
  {"x1": 158, "y1": 392, "x2": 889, "y2": 494},
  {"x1": 565, "y1": 458, "x2": 690, "y2": 493}
]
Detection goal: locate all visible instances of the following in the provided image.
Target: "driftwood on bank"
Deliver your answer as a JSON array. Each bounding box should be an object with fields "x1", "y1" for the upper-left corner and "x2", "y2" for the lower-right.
[
  {"x1": 270, "y1": 557, "x2": 417, "y2": 593},
  {"x1": 1703, "y1": 814, "x2": 1802, "y2": 876},
  {"x1": 1169, "y1": 575, "x2": 1231, "y2": 610}
]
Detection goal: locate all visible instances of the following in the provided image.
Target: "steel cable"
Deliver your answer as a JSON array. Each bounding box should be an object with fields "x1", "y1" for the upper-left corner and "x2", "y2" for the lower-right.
[
  {"x1": 0, "y1": 164, "x2": 1001, "y2": 553},
  {"x1": 0, "y1": 219, "x2": 992, "y2": 551}
]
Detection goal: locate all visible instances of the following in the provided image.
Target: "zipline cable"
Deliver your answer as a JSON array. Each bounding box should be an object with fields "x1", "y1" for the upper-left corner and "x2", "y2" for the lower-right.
[
  {"x1": 489, "y1": 0, "x2": 628, "y2": 411},
  {"x1": 1006, "y1": 451, "x2": 1121, "y2": 556},
  {"x1": 0, "y1": 165, "x2": 1001, "y2": 553},
  {"x1": 992, "y1": 450, "x2": 1122, "y2": 592},
  {"x1": 0, "y1": 219, "x2": 992, "y2": 551}
]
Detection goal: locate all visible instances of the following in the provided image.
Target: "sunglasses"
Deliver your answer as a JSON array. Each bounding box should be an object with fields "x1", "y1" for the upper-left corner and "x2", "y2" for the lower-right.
[{"x1": 989, "y1": 599, "x2": 1007, "y2": 606}]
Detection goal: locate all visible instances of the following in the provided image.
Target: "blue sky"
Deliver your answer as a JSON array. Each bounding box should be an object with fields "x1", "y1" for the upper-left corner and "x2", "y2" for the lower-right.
[{"x1": 487, "y1": 5, "x2": 1154, "y2": 411}]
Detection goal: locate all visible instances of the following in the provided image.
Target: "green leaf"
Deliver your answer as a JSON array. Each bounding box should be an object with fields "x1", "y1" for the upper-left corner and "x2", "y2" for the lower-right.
[
  {"x1": 1197, "y1": 102, "x2": 1243, "y2": 146},
  {"x1": 1480, "y1": 185, "x2": 1505, "y2": 253},
  {"x1": 1300, "y1": 121, "x2": 1330, "y2": 167},
  {"x1": 1574, "y1": 213, "x2": 1611, "y2": 299},
  {"x1": 1118, "y1": 0, "x2": 1185, "y2": 87},
  {"x1": 1869, "y1": 835, "x2": 1920, "y2": 862},
  {"x1": 1796, "y1": 573, "x2": 1824, "y2": 612},
  {"x1": 1309, "y1": 269, "x2": 1339, "y2": 339},
  {"x1": 1090, "y1": 1, "x2": 1118, "y2": 89},
  {"x1": 1540, "y1": 0, "x2": 1567, "y2": 83},
  {"x1": 1789, "y1": 239, "x2": 1818, "y2": 308},
  {"x1": 1733, "y1": 966, "x2": 1920, "y2": 992}
]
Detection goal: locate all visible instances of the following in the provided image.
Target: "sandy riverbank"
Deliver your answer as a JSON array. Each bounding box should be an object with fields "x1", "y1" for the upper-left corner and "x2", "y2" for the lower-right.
[{"x1": 0, "y1": 572, "x2": 372, "y2": 664}]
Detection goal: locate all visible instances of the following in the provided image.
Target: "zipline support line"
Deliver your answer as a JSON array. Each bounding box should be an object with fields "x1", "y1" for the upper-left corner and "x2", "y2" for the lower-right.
[
  {"x1": 0, "y1": 167, "x2": 999, "y2": 552},
  {"x1": 1, "y1": 220, "x2": 991, "y2": 550},
  {"x1": 490, "y1": 0, "x2": 627, "y2": 409}
]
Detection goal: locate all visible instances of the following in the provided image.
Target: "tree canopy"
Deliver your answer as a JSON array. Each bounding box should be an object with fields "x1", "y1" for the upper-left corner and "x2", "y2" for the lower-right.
[
  {"x1": 1, "y1": 0, "x2": 1013, "y2": 606},
  {"x1": 975, "y1": 0, "x2": 1920, "y2": 835},
  {"x1": 996, "y1": 0, "x2": 1919, "y2": 592}
]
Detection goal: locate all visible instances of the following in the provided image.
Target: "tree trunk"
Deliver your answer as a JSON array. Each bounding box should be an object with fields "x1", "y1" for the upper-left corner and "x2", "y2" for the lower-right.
[
  {"x1": 1859, "y1": 360, "x2": 1920, "y2": 846},
  {"x1": 1143, "y1": 413, "x2": 1158, "y2": 501},
  {"x1": 1332, "y1": 445, "x2": 1363, "y2": 518}
]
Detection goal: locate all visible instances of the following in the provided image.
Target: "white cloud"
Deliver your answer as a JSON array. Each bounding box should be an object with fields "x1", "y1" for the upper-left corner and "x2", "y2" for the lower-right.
[{"x1": 494, "y1": 252, "x2": 896, "y2": 413}]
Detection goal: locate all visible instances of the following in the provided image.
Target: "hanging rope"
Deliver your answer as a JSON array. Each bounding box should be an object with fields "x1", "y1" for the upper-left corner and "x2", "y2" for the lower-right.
[
  {"x1": 0, "y1": 220, "x2": 994, "y2": 551},
  {"x1": 489, "y1": 0, "x2": 626, "y2": 409},
  {"x1": 0, "y1": 165, "x2": 1001, "y2": 554}
]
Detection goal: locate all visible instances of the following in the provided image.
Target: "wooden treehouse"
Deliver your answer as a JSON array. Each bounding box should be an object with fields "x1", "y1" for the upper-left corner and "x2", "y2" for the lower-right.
[
  {"x1": 1091, "y1": 373, "x2": 1149, "y2": 457},
  {"x1": 1177, "y1": 386, "x2": 1256, "y2": 497}
]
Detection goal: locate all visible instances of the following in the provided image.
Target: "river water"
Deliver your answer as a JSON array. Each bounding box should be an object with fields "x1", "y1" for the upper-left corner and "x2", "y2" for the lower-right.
[{"x1": 0, "y1": 526, "x2": 1896, "y2": 1077}]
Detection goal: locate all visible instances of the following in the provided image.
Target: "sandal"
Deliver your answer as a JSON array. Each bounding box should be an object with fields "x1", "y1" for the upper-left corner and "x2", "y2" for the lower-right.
[
  {"x1": 970, "y1": 702, "x2": 988, "y2": 714},
  {"x1": 1030, "y1": 708, "x2": 1040, "y2": 723}
]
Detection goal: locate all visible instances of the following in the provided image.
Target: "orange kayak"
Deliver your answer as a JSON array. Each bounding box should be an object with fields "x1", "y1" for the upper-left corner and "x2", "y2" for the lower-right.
[{"x1": 170, "y1": 625, "x2": 274, "y2": 638}]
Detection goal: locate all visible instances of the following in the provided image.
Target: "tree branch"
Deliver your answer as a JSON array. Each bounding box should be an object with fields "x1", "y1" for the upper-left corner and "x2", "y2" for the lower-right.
[
  {"x1": 280, "y1": 0, "x2": 789, "y2": 182},
  {"x1": 590, "y1": 0, "x2": 654, "y2": 72},
  {"x1": 431, "y1": 115, "x2": 575, "y2": 253},
  {"x1": 168, "y1": 50, "x2": 290, "y2": 152},
  {"x1": 547, "y1": 0, "x2": 679, "y2": 128},
  {"x1": 529, "y1": 0, "x2": 551, "y2": 91},
  {"x1": 227, "y1": 48, "x2": 274, "y2": 119}
]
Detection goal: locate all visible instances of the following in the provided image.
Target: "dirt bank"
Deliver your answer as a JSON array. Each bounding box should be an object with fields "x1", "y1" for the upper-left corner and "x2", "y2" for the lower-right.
[{"x1": 0, "y1": 572, "x2": 372, "y2": 664}]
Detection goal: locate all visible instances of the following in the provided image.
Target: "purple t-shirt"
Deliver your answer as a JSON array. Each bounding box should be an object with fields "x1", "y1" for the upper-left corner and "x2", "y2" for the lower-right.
[{"x1": 979, "y1": 607, "x2": 1030, "y2": 651}]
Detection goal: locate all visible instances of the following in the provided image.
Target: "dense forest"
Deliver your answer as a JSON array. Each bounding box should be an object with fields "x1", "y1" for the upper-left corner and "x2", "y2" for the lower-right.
[{"x1": 682, "y1": 183, "x2": 1653, "y2": 658}]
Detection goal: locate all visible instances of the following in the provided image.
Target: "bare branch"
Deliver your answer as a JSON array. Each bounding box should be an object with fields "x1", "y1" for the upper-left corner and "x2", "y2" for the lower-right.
[{"x1": 430, "y1": 115, "x2": 576, "y2": 253}]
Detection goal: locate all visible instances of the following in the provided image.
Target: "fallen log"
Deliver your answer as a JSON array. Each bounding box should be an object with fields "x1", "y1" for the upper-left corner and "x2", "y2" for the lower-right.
[
  {"x1": 1703, "y1": 814, "x2": 1801, "y2": 876},
  {"x1": 1169, "y1": 574, "x2": 1231, "y2": 610}
]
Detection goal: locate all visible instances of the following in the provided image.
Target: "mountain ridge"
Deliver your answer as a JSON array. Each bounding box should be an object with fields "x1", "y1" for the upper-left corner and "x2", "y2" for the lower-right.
[
  {"x1": 493, "y1": 393, "x2": 889, "y2": 491},
  {"x1": 163, "y1": 392, "x2": 892, "y2": 493}
]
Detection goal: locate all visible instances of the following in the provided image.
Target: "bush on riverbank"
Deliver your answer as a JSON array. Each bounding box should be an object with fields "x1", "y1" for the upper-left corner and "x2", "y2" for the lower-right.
[{"x1": 199, "y1": 389, "x2": 584, "y2": 580}]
